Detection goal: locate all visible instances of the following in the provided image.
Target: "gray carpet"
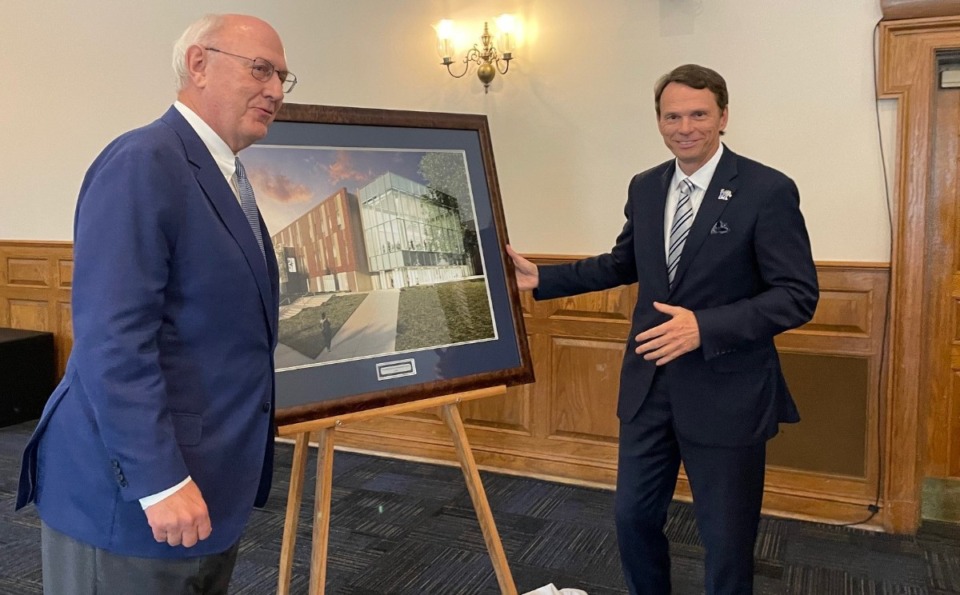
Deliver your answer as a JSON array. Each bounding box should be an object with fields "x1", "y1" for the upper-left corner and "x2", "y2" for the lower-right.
[{"x1": 1, "y1": 420, "x2": 958, "y2": 594}]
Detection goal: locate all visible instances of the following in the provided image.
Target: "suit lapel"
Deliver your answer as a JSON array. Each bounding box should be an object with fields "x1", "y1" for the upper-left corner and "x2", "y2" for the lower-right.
[
  {"x1": 262, "y1": 230, "x2": 280, "y2": 336},
  {"x1": 668, "y1": 146, "x2": 738, "y2": 294},
  {"x1": 648, "y1": 164, "x2": 674, "y2": 296},
  {"x1": 161, "y1": 107, "x2": 278, "y2": 342},
  {"x1": 634, "y1": 162, "x2": 674, "y2": 299}
]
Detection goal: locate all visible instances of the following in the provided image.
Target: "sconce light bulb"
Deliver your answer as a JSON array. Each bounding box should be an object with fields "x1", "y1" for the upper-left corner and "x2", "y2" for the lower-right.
[
  {"x1": 501, "y1": 33, "x2": 515, "y2": 56},
  {"x1": 495, "y1": 14, "x2": 516, "y2": 35},
  {"x1": 435, "y1": 19, "x2": 456, "y2": 59},
  {"x1": 436, "y1": 19, "x2": 455, "y2": 40},
  {"x1": 495, "y1": 14, "x2": 517, "y2": 55},
  {"x1": 437, "y1": 39, "x2": 453, "y2": 61}
]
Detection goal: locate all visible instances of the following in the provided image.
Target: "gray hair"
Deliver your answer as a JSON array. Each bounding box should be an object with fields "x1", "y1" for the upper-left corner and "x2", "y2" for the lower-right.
[{"x1": 172, "y1": 14, "x2": 226, "y2": 91}]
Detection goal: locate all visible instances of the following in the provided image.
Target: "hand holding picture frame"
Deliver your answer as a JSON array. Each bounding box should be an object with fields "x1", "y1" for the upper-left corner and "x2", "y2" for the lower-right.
[{"x1": 242, "y1": 103, "x2": 534, "y2": 426}]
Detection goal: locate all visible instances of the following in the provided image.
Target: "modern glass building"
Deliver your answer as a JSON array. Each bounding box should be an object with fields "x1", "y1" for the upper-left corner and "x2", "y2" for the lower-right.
[{"x1": 358, "y1": 172, "x2": 471, "y2": 289}]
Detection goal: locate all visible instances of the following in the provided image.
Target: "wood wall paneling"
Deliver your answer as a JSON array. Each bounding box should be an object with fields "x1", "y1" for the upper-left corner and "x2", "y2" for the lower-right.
[
  {"x1": 0, "y1": 240, "x2": 894, "y2": 528},
  {"x1": 0, "y1": 241, "x2": 73, "y2": 376},
  {"x1": 771, "y1": 265, "x2": 888, "y2": 502},
  {"x1": 340, "y1": 258, "x2": 890, "y2": 529},
  {"x1": 58, "y1": 259, "x2": 73, "y2": 288},
  {"x1": 459, "y1": 383, "x2": 531, "y2": 433},
  {"x1": 7, "y1": 258, "x2": 52, "y2": 287},
  {"x1": 549, "y1": 337, "x2": 621, "y2": 443},
  {"x1": 9, "y1": 299, "x2": 50, "y2": 330},
  {"x1": 768, "y1": 267, "x2": 887, "y2": 525},
  {"x1": 770, "y1": 354, "x2": 869, "y2": 476}
]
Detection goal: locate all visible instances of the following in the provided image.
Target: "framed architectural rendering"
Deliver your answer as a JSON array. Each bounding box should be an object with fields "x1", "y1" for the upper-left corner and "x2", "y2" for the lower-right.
[{"x1": 241, "y1": 103, "x2": 534, "y2": 426}]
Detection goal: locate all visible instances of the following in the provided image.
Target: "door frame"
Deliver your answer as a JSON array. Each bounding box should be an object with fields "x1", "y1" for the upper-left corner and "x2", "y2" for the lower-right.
[{"x1": 879, "y1": 14, "x2": 960, "y2": 532}]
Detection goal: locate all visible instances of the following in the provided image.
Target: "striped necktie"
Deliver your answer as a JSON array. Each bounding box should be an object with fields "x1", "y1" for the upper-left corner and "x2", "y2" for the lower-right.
[
  {"x1": 667, "y1": 178, "x2": 695, "y2": 288},
  {"x1": 235, "y1": 157, "x2": 265, "y2": 258}
]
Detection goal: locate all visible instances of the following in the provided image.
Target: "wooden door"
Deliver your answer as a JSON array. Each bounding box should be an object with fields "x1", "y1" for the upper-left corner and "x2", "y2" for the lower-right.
[{"x1": 922, "y1": 75, "x2": 960, "y2": 483}]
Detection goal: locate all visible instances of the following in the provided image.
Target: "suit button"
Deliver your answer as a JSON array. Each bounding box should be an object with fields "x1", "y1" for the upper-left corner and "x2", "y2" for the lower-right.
[
  {"x1": 262, "y1": 402, "x2": 270, "y2": 413},
  {"x1": 111, "y1": 460, "x2": 120, "y2": 469},
  {"x1": 119, "y1": 479, "x2": 128, "y2": 487}
]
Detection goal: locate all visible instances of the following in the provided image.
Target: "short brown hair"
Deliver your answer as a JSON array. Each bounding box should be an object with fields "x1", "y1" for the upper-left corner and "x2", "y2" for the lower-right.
[{"x1": 654, "y1": 64, "x2": 728, "y2": 117}]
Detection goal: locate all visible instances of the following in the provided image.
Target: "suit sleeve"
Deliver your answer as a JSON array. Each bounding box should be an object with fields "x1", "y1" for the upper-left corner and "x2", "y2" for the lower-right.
[
  {"x1": 535, "y1": 182, "x2": 640, "y2": 300},
  {"x1": 70, "y1": 140, "x2": 191, "y2": 501},
  {"x1": 695, "y1": 177, "x2": 818, "y2": 357}
]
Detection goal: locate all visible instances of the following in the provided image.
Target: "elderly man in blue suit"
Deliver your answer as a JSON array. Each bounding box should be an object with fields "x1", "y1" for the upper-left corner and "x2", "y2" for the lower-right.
[
  {"x1": 508, "y1": 64, "x2": 818, "y2": 594},
  {"x1": 16, "y1": 13, "x2": 296, "y2": 594}
]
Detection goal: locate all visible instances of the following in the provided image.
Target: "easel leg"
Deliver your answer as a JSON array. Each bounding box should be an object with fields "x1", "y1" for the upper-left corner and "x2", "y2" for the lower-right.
[
  {"x1": 309, "y1": 426, "x2": 336, "y2": 595},
  {"x1": 440, "y1": 404, "x2": 518, "y2": 595},
  {"x1": 278, "y1": 432, "x2": 310, "y2": 595}
]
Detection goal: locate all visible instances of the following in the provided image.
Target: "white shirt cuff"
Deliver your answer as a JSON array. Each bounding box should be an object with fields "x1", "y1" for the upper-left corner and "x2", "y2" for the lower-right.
[{"x1": 139, "y1": 476, "x2": 192, "y2": 510}]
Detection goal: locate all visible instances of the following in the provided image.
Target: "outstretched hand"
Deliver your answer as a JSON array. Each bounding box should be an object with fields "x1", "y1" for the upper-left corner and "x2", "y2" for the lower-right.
[
  {"x1": 144, "y1": 479, "x2": 212, "y2": 548},
  {"x1": 506, "y1": 244, "x2": 539, "y2": 291},
  {"x1": 634, "y1": 301, "x2": 701, "y2": 365}
]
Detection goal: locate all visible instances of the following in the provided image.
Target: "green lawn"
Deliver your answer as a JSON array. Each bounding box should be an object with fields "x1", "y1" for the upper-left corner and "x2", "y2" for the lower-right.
[
  {"x1": 278, "y1": 293, "x2": 367, "y2": 359},
  {"x1": 395, "y1": 278, "x2": 494, "y2": 351}
]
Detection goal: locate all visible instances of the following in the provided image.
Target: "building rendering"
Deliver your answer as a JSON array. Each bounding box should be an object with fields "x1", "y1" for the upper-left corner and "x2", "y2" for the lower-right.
[
  {"x1": 357, "y1": 172, "x2": 471, "y2": 290},
  {"x1": 270, "y1": 187, "x2": 370, "y2": 297}
]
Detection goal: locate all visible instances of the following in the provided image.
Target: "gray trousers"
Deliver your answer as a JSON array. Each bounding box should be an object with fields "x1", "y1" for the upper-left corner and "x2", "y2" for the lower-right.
[{"x1": 41, "y1": 522, "x2": 239, "y2": 595}]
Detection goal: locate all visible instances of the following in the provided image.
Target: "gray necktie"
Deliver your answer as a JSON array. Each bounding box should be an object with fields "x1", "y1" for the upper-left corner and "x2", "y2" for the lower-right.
[
  {"x1": 667, "y1": 178, "x2": 695, "y2": 288},
  {"x1": 234, "y1": 157, "x2": 265, "y2": 258}
]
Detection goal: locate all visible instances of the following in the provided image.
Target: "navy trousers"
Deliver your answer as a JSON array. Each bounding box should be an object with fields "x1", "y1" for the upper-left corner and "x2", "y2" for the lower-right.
[{"x1": 615, "y1": 371, "x2": 766, "y2": 595}]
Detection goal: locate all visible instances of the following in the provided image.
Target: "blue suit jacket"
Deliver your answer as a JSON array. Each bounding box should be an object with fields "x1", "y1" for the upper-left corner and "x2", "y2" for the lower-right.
[
  {"x1": 16, "y1": 107, "x2": 280, "y2": 558},
  {"x1": 536, "y1": 147, "x2": 818, "y2": 446}
]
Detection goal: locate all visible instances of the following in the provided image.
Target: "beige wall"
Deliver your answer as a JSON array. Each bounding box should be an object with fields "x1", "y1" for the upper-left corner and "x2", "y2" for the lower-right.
[{"x1": 3, "y1": 0, "x2": 893, "y2": 261}]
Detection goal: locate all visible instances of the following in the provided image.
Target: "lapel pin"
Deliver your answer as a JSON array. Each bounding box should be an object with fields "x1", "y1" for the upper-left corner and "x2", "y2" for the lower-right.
[{"x1": 718, "y1": 189, "x2": 732, "y2": 201}]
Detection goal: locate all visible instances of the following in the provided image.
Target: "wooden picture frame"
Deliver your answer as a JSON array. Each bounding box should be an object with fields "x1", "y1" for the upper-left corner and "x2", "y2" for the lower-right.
[{"x1": 241, "y1": 103, "x2": 533, "y2": 426}]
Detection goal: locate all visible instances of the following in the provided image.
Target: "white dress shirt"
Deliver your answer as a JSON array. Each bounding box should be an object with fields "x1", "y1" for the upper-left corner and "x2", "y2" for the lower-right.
[
  {"x1": 663, "y1": 144, "x2": 724, "y2": 260},
  {"x1": 173, "y1": 101, "x2": 243, "y2": 203}
]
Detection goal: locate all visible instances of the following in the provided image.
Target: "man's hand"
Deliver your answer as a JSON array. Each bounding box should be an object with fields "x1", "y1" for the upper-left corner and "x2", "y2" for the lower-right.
[
  {"x1": 506, "y1": 244, "x2": 539, "y2": 291},
  {"x1": 634, "y1": 302, "x2": 701, "y2": 365},
  {"x1": 144, "y1": 480, "x2": 212, "y2": 548}
]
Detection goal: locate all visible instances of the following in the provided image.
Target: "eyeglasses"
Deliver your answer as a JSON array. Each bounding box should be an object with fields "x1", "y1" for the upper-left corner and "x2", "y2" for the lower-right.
[{"x1": 204, "y1": 47, "x2": 298, "y2": 93}]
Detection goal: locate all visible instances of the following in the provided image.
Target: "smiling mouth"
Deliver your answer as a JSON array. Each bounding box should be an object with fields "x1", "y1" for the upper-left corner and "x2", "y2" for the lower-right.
[{"x1": 251, "y1": 107, "x2": 275, "y2": 120}]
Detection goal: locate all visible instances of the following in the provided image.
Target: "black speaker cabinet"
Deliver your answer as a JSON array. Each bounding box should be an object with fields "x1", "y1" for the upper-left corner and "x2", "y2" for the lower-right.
[{"x1": 0, "y1": 328, "x2": 55, "y2": 427}]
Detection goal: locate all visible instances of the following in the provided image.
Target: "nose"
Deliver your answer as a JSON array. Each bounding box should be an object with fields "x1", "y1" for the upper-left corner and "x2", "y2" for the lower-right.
[
  {"x1": 264, "y1": 72, "x2": 284, "y2": 101},
  {"x1": 677, "y1": 117, "x2": 693, "y2": 134}
]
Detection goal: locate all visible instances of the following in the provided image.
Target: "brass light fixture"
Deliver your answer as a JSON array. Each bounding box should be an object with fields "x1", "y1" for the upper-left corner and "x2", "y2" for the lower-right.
[{"x1": 435, "y1": 14, "x2": 517, "y2": 93}]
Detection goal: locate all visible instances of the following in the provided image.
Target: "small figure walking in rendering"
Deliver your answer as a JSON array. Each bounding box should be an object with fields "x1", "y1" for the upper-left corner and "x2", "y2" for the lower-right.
[{"x1": 320, "y1": 312, "x2": 332, "y2": 353}]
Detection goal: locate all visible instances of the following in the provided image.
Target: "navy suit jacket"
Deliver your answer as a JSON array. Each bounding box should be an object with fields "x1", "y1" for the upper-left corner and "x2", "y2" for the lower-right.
[
  {"x1": 16, "y1": 107, "x2": 280, "y2": 558},
  {"x1": 536, "y1": 146, "x2": 818, "y2": 446}
]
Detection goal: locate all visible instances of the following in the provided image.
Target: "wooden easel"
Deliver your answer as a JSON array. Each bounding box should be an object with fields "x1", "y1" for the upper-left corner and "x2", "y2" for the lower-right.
[{"x1": 275, "y1": 385, "x2": 517, "y2": 595}]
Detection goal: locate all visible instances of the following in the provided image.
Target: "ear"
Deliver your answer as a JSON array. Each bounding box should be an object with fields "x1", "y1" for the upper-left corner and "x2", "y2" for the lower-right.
[
  {"x1": 719, "y1": 106, "x2": 729, "y2": 132},
  {"x1": 184, "y1": 45, "x2": 209, "y2": 88}
]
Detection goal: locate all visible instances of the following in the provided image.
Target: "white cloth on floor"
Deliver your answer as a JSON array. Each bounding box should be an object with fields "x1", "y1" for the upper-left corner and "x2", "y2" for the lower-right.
[{"x1": 522, "y1": 584, "x2": 588, "y2": 595}]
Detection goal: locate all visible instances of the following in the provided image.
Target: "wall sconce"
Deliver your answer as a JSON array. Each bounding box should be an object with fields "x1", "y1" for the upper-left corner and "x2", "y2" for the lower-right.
[{"x1": 435, "y1": 14, "x2": 517, "y2": 93}]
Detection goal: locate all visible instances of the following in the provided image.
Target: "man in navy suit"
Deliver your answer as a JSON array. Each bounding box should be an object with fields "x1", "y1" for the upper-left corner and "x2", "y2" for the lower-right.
[
  {"x1": 16, "y1": 13, "x2": 295, "y2": 594},
  {"x1": 508, "y1": 64, "x2": 818, "y2": 594}
]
